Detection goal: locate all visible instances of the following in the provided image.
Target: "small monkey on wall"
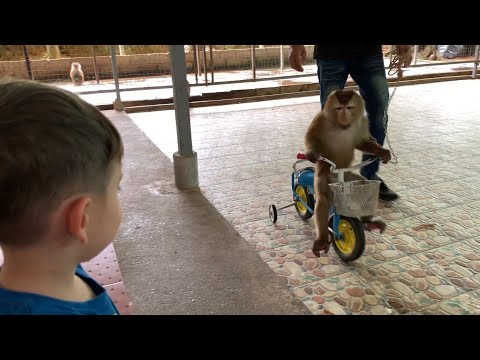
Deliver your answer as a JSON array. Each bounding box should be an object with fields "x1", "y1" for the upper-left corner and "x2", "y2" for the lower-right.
[
  {"x1": 70, "y1": 62, "x2": 84, "y2": 85},
  {"x1": 305, "y1": 89, "x2": 391, "y2": 257}
]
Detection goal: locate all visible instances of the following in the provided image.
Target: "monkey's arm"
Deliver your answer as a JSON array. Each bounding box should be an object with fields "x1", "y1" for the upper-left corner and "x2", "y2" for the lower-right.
[
  {"x1": 305, "y1": 136, "x2": 327, "y2": 163},
  {"x1": 304, "y1": 112, "x2": 332, "y2": 163},
  {"x1": 356, "y1": 140, "x2": 390, "y2": 164},
  {"x1": 355, "y1": 139, "x2": 383, "y2": 155},
  {"x1": 304, "y1": 129, "x2": 320, "y2": 163},
  {"x1": 355, "y1": 116, "x2": 391, "y2": 164}
]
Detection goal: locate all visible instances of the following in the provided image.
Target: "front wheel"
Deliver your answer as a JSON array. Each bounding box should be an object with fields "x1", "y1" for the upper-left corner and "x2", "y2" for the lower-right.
[{"x1": 329, "y1": 216, "x2": 365, "y2": 262}]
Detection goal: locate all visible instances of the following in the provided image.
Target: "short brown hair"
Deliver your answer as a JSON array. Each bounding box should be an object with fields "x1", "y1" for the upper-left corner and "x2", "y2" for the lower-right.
[{"x1": 0, "y1": 78, "x2": 124, "y2": 247}]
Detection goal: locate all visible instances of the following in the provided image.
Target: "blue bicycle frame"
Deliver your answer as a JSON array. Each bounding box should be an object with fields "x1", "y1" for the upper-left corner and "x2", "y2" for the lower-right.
[{"x1": 292, "y1": 154, "x2": 376, "y2": 239}]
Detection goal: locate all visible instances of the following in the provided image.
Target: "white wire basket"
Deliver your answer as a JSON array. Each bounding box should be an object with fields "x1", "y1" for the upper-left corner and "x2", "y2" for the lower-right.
[{"x1": 329, "y1": 180, "x2": 381, "y2": 217}]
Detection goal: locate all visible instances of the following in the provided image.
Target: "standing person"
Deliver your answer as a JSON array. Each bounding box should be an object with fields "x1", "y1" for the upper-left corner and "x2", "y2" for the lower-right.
[{"x1": 289, "y1": 44, "x2": 403, "y2": 201}]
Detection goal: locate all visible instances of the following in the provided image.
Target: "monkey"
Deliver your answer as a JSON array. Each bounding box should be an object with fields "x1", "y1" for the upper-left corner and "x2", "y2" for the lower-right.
[
  {"x1": 304, "y1": 89, "x2": 391, "y2": 257},
  {"x1": 70, "y1": 62, "x2": 84, "y2": 85}
]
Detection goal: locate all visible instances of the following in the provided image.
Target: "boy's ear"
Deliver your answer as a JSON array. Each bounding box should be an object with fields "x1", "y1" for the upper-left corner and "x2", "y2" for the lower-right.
[{"x1": 65, "y1": 196, "x2": 92, "y2": 245}]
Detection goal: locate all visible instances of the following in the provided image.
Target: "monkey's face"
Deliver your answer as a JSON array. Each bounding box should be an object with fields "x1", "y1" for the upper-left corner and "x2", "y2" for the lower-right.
[{"x1": 326, "y1": 90, "x2": 364, "y2": 129}]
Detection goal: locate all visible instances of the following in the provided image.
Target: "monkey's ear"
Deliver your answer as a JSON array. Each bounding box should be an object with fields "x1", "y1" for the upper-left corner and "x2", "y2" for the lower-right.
[{"x1": 326, "y1": 90, "x2": 337, "y2": 99}]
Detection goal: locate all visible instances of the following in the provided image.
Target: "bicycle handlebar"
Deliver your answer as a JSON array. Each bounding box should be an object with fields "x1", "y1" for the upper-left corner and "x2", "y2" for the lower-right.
[{"x1": 295, "y1": 153, "x2": 377, "y2": 173}]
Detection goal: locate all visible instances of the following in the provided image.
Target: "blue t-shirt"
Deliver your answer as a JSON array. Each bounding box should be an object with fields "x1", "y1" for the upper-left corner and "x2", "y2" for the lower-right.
[{"x1": 0, "y1": 265, "x2": 120, "y2": 315}]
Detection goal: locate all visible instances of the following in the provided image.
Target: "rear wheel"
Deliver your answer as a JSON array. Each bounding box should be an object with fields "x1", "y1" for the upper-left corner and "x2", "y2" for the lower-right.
[
  {"x1": 330, "y1": 216, "x2": 365, "y2": 262},
  {"x1": 269, "y1": 204, "x2": 277, "y2": 223},
  {"x1": 294, "y1": 184, "x2": 315, "y2": 220}
]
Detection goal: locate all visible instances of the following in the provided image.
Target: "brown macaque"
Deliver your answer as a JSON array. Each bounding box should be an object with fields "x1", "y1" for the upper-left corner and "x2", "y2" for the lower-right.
[
  {"x1": 70, "y1": 62, "x2": 84, "y2": 86},
  {"x1": 305, "y1": 89, "x2": 391, "y2": 257}
]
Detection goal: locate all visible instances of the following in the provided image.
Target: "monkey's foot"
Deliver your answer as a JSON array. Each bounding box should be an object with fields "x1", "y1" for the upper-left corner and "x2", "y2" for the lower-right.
[
  {"x1": 363, "y1": 220, "x2": 386, "y2": 233},
  {"x1": 312, "y1": 233, "x2": 332, "y2": 257}
]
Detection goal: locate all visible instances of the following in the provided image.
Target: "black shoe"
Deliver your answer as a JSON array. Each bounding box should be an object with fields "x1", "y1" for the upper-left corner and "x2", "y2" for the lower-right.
[{"x1": 379, "y1": 181, "x2": 399, "y2": 201}]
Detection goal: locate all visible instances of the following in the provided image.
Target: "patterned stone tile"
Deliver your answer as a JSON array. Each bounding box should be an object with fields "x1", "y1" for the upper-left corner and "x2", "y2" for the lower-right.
[
  {"x1": 291, "y1": 272, "x2": 395, "y2": 315},
  {"x1": 259, "y1": 240, "x2": 350, "y2": 287},
  {"x1": 200, "y1": 160, "x2": 297, "y2": 188},
  {"x1": 376, "y1": 185, "x2": 461, "y2": 220},
  {"x1": 375, "y1": 198, "x2": 421, "y2": 221},
  {"x1": 200, "y1": 175, "x2": 292, "y2": 208},
  {"x1": 381, "y1": 214, "x2": 463, "y2": 254},
  {"x1": 411, "y1": 241, "x2": 480, "y2": 292},
  {"x1": 201, "y1": 176, "x2": 289, "y2": 204},
  {"x1": 247, "y1": 214, "x2": 402, "y2": 266},
  {"x1": 434, "y1": 204, "x2": 480, "y2": 238},
  {"x1": 464, "y1": 236, "x2": 480, "y2": 251},
  {"x1": 421, "y1": 180, "x2": 480, "y2": 207},
  {"x1": 462, "y1": 199, "x2": 480, "y2": 212},
  {"x1": 199, "y1": 152, "x2": 297, "y2": 172},
  {"x1": 214, "y1": 193, "x2": 294, "y2": 225},
  {"x1": 239, "y1": 218, "x2": 314, "y2": 251},
  {"x1": 356, "y1": 256, "x2": 463, "y2": 314},
  {"x1": 412, "y1": 291, "x2": 480, "y2": 315},
  {"x1": 347, "y1": 233, "x2": 407, "y2": 269},
  {"x1": 381, "y1": 174, "x2": 439, "y2": 191}
]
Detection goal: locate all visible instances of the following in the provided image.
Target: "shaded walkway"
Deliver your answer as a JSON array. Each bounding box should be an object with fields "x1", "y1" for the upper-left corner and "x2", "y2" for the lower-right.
[{"x1": 107, "y1": 110, "x2": 310, "y2": 314}]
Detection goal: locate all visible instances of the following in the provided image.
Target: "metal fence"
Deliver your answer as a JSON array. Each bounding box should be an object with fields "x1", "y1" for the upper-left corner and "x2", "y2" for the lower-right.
[{"x1": 0, "y1": 45, "x2": 478, "y2": 106}]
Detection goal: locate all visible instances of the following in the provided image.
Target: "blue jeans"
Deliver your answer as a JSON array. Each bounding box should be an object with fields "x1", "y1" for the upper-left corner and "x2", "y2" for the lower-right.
[{"x1": 316, "y1": 53, "x2": 389, "y2": 180}]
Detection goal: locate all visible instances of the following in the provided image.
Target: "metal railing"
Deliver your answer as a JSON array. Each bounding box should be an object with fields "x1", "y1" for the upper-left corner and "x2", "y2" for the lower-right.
[{"x1": 0, "y1": 45, "x2": 478, "y2": 106}]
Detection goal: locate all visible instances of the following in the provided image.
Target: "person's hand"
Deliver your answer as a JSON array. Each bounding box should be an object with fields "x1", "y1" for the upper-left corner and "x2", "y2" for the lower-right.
[
  {"x1": 395, "y1": 45, "x2": 413, "y2": 68},
  {"x1": 289, "y1": 45, "x2": 306, "y2": 72},
  {"x1": 389, "y1": 45, "x2": 413, "y2": 79}
]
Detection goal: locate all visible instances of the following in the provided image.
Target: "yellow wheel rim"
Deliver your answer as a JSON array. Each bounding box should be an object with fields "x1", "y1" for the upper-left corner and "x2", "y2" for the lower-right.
[
  {"x1": 335, "y1": 219, "x2": 356, "y2": 254},
  {"x1": 295, "y1": 186, "x2": 308, "y2": 214}
]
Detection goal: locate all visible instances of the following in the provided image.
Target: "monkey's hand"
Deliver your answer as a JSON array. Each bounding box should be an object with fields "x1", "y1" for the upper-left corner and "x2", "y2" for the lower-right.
[
  {"x1": 305, "y1": 150, "x2": 318, "y2": 164},
  {"x1": 378, "y1": 148, "x2": 391, "y2": 164},
  {"x1": 312, "y1": 233, "x2": 332, "y2": 257}
]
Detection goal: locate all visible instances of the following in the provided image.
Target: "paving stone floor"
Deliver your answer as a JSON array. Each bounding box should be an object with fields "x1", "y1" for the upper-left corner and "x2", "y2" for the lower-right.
[{"x1": 129, "y1": 79, "x2": 480, "y2": 315}]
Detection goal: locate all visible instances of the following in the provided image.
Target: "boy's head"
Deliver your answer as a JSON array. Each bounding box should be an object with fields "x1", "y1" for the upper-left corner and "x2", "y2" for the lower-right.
[{"x1": 0, "y1": 79, "x2": 124, "y2": 260}]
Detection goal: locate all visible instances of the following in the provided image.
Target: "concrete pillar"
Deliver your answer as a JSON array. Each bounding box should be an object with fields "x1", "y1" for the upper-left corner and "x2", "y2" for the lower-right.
[
  {"x1": 169, "y1": 45, "x2": 199, "y2": 189},
  {"x1": 109, "y1": 45, "x2": 124, "y2": 111},
  {"x1": 473, "y1": 45, "x2": 479, "y2": 79}
]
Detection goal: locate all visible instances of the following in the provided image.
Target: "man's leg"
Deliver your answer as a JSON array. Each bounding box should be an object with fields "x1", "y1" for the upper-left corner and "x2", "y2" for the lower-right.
[
  {"x1": 317, "y1": 58, "x2": 349, "y2": 109},
  {"x1": 349, "y1": 53, "x2": 398, "y2": 201}
]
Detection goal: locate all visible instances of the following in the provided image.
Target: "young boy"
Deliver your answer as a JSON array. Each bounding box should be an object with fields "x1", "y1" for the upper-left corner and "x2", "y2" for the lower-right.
[{"x1": 0, "y1": 78, "x2": 124, "y2": 315}]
